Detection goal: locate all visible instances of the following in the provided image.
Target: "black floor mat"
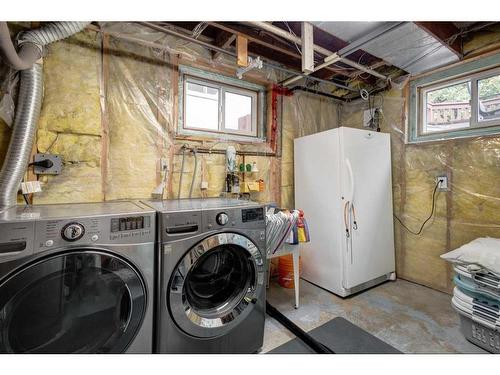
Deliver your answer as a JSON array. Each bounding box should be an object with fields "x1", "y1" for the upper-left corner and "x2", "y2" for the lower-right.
[{"x1": 268, "y1": 317, "x2": 401, "y2": 354}]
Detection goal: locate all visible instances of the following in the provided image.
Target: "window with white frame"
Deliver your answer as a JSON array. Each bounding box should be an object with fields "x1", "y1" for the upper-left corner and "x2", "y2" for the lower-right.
[
  {"x1": 409, "y1": 54, "x2": 500, "y2": 143},
  {"x1": 178, "y1": 66, "x2": 265, "y2": 140}
]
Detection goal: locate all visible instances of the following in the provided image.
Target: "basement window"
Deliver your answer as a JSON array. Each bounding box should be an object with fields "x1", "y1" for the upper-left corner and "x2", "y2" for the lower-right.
[
  {"x1": 408, "y1": 53, "x2": 500, "y2": 143},
  {"x1": 178, "y1": 65, "x2": 266, "y2": 141}
]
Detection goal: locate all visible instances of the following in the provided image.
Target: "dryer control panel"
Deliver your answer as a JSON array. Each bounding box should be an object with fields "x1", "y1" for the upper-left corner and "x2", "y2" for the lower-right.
[{"x1": 34, "y1": 213, "x2": 155, "y2": 253}]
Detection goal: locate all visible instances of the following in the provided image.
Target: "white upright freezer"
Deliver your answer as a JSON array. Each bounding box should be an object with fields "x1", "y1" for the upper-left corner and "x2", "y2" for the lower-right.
[{"x1": 294, "y1": 126, "x2": 395, "y2": 297}]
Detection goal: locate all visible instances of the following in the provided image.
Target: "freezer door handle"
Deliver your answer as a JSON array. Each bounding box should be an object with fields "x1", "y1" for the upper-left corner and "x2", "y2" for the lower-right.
[{"x1": 345, "y1": 158, "x2": 355, "y2": 203}]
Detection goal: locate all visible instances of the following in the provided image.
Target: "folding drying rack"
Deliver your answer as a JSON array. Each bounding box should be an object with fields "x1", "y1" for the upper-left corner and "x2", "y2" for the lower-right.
[{"x1": 265, "y1": 208, "x2": 301, "y2": 308}]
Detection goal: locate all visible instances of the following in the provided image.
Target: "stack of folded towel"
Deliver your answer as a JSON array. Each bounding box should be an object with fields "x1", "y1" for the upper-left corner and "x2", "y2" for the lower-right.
[{"x1": 441, "y1": 237, "x2": 500, "y2": 353}]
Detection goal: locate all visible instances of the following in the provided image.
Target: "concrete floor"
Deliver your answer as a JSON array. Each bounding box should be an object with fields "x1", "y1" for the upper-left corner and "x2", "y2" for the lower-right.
[{"x1": 263, "y1": 278, "x2": 487, "y2": 353}]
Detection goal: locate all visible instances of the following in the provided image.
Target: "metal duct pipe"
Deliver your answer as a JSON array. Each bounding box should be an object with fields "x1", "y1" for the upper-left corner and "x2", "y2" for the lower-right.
[
  {"x1": 0, "y1": 64, "x2": 43, "y2": 208},
  {"x1": 0, "y1": 22, "x2": 89, "y2": 211},
  {"x1": 0, "y1": 23, "x2": 40, "y2": 70}
]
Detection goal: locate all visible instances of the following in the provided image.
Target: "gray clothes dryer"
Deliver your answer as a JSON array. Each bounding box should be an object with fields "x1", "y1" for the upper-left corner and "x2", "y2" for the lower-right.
[
  {"x1": 143, "y1": 198, "x2": 266, "y2": 354},
  {"x1": 0, "y1": 201, "x2": 156, "y2": 354}
]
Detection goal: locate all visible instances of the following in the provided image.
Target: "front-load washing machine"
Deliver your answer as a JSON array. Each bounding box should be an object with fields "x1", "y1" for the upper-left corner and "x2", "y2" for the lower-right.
[
  {"x1": 0, "y1": 201, "x2": 155, "y2": 353},
  {"x1": 143, "y1": 198, "x2": 266, "y2": 353}
]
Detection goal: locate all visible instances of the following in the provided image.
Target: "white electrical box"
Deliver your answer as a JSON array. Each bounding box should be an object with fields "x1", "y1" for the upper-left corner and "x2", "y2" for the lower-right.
[{"x1": 437, "y1": 175, "x2": 449, "y2": 191}]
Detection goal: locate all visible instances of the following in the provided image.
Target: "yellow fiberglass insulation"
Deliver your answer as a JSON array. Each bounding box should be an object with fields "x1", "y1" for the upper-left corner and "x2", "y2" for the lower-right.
[
  {"x1": 35, "y1": 29, "x2": 103, "y2": 204},
  {"x1": 104, "y1": 35, "x2": 170, "y2": 201}
]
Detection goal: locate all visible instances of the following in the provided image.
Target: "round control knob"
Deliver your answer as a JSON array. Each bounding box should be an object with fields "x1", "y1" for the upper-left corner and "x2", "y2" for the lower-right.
[
  {"x1": 61, "y1": 222, "x2": 85, "y2": 242},
  {"x1": 91, "y1": 234, "x2": 99, "y2": 242},
  {"x1": 45, "y1": 239, "x2": 54, "y2": 247},
  {"x1": 216, "y1": 212, "x2": 229, "y2": 226}
]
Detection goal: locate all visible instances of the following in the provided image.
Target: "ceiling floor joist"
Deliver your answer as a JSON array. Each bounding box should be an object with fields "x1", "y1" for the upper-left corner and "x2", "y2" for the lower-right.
[
  {"x1": 138, "y1": 21, "x2": 358, "y2": 93},
  {"x1": 245, "y1": 21, "x2": 388, "y2": 81},
  {"x1": 414, "y1": 22, "x2": 462, "y2": 58}
]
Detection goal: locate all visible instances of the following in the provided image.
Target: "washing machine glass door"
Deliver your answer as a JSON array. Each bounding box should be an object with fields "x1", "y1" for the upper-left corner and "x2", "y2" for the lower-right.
[
  {"x1": 169, "y1": 232, "x2": 264, "y2": 338},
  {"x1": 0, "y1": 250, "x2": 146, "y2": 353}
]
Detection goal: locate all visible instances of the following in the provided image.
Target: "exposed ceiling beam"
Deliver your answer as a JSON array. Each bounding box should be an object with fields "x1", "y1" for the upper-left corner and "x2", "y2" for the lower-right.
[
  {"x1": 245, "y1": 21, "x2": 388, "y2": 80},
  {"x1": 414, "y1": 22, "x2": 462, "y2": 58},
  {"x1": 138, "y1": 22, "x2": 357, "y2": 93},
  {"x1": 207, "y1": 22, "x2": 355, "y2": 79},
  {"x1": 301, "y1": 22, "x2": 314, "y2": 73},
  {"x1": 212, "y1": 30, "x2": 236, "y2": 60},
  {"x1": 281, "y1": 22, "x2": 404, "y2": 86}
]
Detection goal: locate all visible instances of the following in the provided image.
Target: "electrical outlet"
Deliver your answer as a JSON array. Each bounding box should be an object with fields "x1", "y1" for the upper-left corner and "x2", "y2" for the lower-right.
[{"x1": 437, "y1": 175, "x2": 448, "y2": 191}]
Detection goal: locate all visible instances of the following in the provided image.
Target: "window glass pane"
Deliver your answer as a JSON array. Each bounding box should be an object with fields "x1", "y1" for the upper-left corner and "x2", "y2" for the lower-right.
[
  {"x1": 185, "y1": 82, "x2": 219, "y2": 130},
  {"x1": 478, "y1": 74, "x2": 500, "y2": 123},
  {"x1": 224, "y1": 92, "x2": 253, "y2": 133},
  {"x1": 424, "y1": 81, "x2": 471, "y2": 133}
]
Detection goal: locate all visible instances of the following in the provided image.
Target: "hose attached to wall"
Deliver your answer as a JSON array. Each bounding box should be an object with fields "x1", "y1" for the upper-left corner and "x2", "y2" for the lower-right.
[
  {"x1": 177, "y1": 146, "x2": 186, "y2": 200},
  {"x1": 0, "y1": 22, "x2": 89, "y2": 211},
  {"x1": 189, "y1": 147, "x2": 198, "y2": 199}
]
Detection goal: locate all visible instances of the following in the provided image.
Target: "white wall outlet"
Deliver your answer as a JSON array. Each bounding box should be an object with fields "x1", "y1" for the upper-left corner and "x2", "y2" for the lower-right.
[
  {"x1": 201, "y1": 181, "x2": 208, "y2": 190},
  {"x1": 437, "y1": 175, "x2": 448, "y2": 191}
]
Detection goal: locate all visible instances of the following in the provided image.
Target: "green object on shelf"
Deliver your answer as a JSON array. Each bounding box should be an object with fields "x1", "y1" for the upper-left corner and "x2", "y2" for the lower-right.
[
  {"x1": 239, "y1": 163, "x2": 245, "y2": 172},
  {"x1": 246, "y1": 163, "x2": 252, "y2": 172}
]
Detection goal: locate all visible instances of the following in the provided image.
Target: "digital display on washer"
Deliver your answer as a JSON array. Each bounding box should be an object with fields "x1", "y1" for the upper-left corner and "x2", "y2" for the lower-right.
[
  {"x1": 111, "y1": 216, "x2": 150, "y2": 232},
  {"x1": 241, "y1": 208, "x2": 264, "y2": 223}
]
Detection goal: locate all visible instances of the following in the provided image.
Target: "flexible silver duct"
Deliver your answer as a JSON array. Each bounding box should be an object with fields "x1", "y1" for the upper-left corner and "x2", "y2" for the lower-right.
[
  {"x1": 0, "y1": 22, "x2": 89, "y2": 211},
  {"x1": 0, "y1": 64, "x2": 43, "y2": 208},
  {"x1": 19, "y1": 22, "x2": 90, "y2": 48}
]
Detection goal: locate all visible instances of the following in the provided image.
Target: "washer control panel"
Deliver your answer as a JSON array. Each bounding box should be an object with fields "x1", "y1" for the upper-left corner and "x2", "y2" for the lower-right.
[
  {"x1": 203, "y1": 206, "x2": 265, "y2": 231},
  {"x1": 216, "y1": 212, "x2": 229, "y2": 226},
  {"x1": 61, "y1": 222, "x2": 85, "y2": 242},
  {"x1": 242, "y1": 207, "x2": 264, "y2": 223}
]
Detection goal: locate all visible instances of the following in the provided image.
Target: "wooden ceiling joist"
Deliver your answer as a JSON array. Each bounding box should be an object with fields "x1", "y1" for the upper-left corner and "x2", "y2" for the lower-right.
[
  {"x1": 206, "y1": 22, "x2": 358, "y2": 81},
  {"x1": 414, "y1": 22, "x2": 463, "y2": 58},
  {"x1": 212, "y1": 30, "x2": 236, "y2": 60}
]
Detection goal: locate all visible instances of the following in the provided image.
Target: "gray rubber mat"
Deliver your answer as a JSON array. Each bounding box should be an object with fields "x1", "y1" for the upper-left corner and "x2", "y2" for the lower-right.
[{"x1": 268, "y1": 317, "x2": 401, "y2": 354}]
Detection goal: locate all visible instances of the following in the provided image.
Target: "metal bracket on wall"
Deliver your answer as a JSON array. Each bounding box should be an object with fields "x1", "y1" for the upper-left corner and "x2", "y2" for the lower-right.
[{"x1": 32, "y1": 153, "x2": 62, "y2": 175}]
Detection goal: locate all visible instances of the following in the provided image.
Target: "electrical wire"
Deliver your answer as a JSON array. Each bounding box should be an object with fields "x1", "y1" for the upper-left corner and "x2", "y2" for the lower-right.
[
  {"x1": 189, "y1": 147, "x2": 198, "y2": 199},
  {"x1": 177, "y1": 146, "x2": 186, "y2": 199},
  {"x1": 283, "y1": 21, "x2": 302, "y2": 56},
  {"x1": 394, "y1": 180, "x2": 441, "y2": 236}
]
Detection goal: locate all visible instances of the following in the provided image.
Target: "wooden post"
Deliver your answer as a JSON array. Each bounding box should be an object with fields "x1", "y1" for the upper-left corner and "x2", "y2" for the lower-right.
[
  {"x1": 236, "y1": 35, "x2": 248, "y2": 67},
  {"x1": 100, "y1": 34, "x2": 110, "y2": 201},
  {"x1": 301, "y1": 22, "x2": 314, "y2": 74}
]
